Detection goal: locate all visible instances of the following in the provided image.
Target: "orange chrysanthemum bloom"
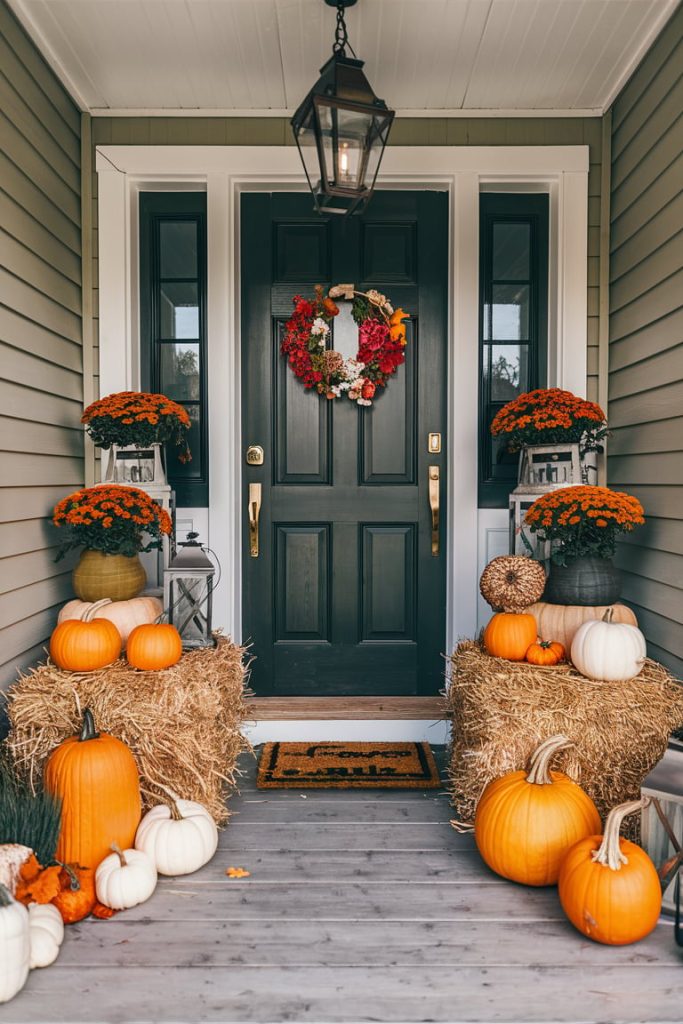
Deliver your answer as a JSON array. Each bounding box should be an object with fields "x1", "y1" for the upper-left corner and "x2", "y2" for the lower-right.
[
  {"x1": 490, "y1": 388, "x2": 607, "y2": 453},
  {"x1": 53, "y1": 484, "x2": 171, "y2": 561},
  {"x1": 524, "y1": 485, "x2": 644, "y2": 562},
  {"x1": 82, "y1": 391, "x2": 192, "y2": 463}
]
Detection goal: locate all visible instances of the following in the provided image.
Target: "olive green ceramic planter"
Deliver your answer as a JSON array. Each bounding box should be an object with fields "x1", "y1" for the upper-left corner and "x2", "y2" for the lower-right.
[{"x1": 72, "y1": 550, "x2": 147, "y2": 602}]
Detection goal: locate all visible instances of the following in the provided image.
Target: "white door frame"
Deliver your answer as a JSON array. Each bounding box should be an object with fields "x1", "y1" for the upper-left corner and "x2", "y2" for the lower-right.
[{"x1": 96, "y1": 144, "x2": 588, "y2": 653}]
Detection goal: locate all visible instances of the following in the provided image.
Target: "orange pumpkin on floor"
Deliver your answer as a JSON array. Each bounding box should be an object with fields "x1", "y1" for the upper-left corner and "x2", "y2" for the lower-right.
[
  {"x1": 483, "y1": 612, "x2": 537, "y2": 661},
  {"x1": 558, "y1": 798, "x2": 662, "y2": 945},
  {"x1": 51, "y1": 864, "x2": 96, "y2": 925},
  {"x1": 49, "y1": 614, "x2": 121, "y2": 672},
  {"x1": 475, "y1": 735, "x2": 601, "y2": 886},
  {"x1": 526, "y1": 640, "x2": 566, "y2": 666},
  {"x1": 44, "y1": 709, "x2": 141, "y2": 871},
  {"x1": 126, "y1": 623, "x2": 182, "y2": 670}
]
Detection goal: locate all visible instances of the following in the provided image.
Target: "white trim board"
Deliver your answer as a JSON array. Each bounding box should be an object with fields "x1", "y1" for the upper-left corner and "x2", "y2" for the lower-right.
[
  {"x1": 96, "y1": 144, "x2": 589, "y2": 678},
  {"x1": 87, "y1": 107, "x2": 605, "y2": 119},
  {"x1": 243, "y1": 719, "x2": 450, "y2": 745}
]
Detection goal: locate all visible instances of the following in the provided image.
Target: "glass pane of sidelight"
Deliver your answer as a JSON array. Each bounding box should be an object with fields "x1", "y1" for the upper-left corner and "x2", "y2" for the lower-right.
[
  {"x1": 492, "y1": 223, "x2": 530, "y2": 281},
  {"x1": 167, "y1": 404, "x2": 201, "y2": 479},
  {"x1": 159, "y1": 343, "x2": 201, "y2": 401},
  {"x1": 159, "y1": 221, "x2": 198, "y2": 279},
  {"x1": 491, "y1": 284, "x2": 529, "y2": 341},
  {"x1": 160, "y1": 282, "x2": 199, "y2": 339},
  {"x1": 484, "y1": 344, "x2": 529, "y2": 402}
]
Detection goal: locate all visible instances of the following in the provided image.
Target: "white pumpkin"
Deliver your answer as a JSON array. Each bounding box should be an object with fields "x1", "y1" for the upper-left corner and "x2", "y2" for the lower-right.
[
  {"x1": 95, "y1": 845, "x2": 157, "y2": 910},
  {"x1": 0, "y1": 884, "x2": 30, "y2": 1004},
  {"x1": 571, "y1": 609, "x2": 647, "y2": 681},
  {"x1": 135, "y1": 793, "x2": 218, "y2": 876},
  {"x1": 0, "y1": 845, "x2": 33, "y2": 896},
  {"x1": 28, "y1": 902, "x2": 64, "y2": 969},
  {"x1": 58, "y1": 596, "x2": 163, "y2": 646}
]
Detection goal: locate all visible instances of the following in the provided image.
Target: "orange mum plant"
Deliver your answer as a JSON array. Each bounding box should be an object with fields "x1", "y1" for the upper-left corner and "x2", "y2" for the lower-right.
[
  {"x1": 53, "y1": 485, "x2": 172, "y2": 560},
  {"x1": 524, "y1": 485, "x2": 644, "y2": 565},
  {"x1": 490, "y1": 388, "x2": 607, "y2": 454},
  {"x1": 82, "y1": 391, "x2": 192, "y2": 462}
]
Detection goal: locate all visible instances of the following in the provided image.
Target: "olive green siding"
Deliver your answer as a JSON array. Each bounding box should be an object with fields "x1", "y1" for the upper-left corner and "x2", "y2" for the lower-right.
[
  {"x1": 607, "y1": 4, "x2": 683, "y2": 678},
  {"x1": 0, "y1": 2, "x2": 82, "y2": 689}
]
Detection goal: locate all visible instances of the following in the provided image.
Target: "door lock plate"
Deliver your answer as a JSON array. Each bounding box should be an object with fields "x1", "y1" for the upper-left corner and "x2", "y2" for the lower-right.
[
  {"x1": 246, "y1": 444, "x2": 264, "y2": 466},
  {"x1": 428, "y1": 432, "x2": 441, "y2": 454}
]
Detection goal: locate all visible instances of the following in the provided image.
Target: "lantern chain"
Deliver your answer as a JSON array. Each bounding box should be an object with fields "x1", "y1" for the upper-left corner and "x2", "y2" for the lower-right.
[{"x1": 332, "y1": 3, "x2": 357, "y2": 57}]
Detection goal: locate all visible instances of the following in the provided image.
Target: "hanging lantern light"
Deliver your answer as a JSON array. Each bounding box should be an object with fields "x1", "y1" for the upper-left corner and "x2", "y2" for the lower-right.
[
  {"x1": 291, "y1": 0, "x2": 394, "y2": 215},
  {"x1": 163, "y1": 532, "x2": 216, "y2": 650}
]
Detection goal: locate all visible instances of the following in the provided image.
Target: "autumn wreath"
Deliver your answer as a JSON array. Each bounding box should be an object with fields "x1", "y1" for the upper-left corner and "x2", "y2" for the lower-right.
[{"x1": 281, "y1": 284, "x2": 409, "y2": 406}]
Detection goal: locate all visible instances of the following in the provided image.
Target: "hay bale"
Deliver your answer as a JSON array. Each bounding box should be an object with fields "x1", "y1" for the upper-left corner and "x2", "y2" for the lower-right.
[
  {"x1": 446, "y1": 640, "x2": 683, "y2": 831},
  {"x1": 4, "y1": 637, "x2": 251, "y2": 825}
]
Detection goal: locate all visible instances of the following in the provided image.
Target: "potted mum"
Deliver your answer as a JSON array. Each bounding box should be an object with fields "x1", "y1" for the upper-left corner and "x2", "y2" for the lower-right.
[
  {"x1": 81, "y1": 392, "x2": 191, "y2": 485},
  {"x1": 53, "y1": 485, "x2": 172, "y2": 601},
  {"x1": 524, "y1": 485, "x2": 645, "y2": 605}
]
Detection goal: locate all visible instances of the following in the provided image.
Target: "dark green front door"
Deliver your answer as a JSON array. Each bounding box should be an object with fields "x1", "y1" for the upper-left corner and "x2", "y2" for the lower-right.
[{"x1": 241, "y1": 191, "x2": 448, "y2": 696}]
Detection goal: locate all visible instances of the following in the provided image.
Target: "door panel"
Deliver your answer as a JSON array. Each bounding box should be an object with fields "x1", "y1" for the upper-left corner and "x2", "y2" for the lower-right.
[{"x1": 241, "y1": 191, "x2": 448, "y2": 696}]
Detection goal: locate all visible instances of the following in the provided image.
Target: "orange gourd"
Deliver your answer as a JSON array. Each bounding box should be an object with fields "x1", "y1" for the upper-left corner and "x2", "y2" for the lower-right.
[
  {"x1": 49, "y1": 611, "x2": 121, "y2": 672},
  {"x1": 525, "y1": 640, "x2": 566, "y2": 666},
  {"x1": 558, "y1": 798, "x2": 662, "y2": 945},
  {"x1": 51, "y1": 864, "x2": 96, "y2": 925},
  {"x1": 483, "y1": 612, "x2": 537, "y2": 661},
  {"x1": 44, "y1": 709, "x2": 141, "y2": 871},
  {"x1": 475, "y1": 735, "x2": 601, "y2": 887},
  {"x1": 126, "y1": 623, "x2": 182, "y2": 671}
]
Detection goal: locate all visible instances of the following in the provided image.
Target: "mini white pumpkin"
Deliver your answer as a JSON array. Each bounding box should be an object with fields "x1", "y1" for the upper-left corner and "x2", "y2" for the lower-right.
[
  {"x1": 95, "y1": 844, "x2": 157, "y2": 911},
  {"x1": 571, "y1": 608, "x2": 647, "y2": 681},
  {"x1": 28, "y1": 902, "x2": 64, "y2": 969},
  {"x1": 0, "y1": 883, "x2": 30, "y2": 1004},
  {"x1": 135, "y1": 788, "x2": 218, "y2": 876}
]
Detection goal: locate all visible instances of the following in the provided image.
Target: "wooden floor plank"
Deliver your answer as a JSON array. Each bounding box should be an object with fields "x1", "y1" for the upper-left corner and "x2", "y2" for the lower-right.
[
  {"x1": 218, "y1": 822, "x2": 472, "y2": 851},
  {"x1": 229, "y1": 795, "x2": 453, "y2": 823}
]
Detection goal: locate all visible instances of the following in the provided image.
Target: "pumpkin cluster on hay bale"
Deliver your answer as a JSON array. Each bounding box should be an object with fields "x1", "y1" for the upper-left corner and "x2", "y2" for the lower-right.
[
  {"x1": 446, "y1": 640, "x2": 683, "y2": 836},
  {"x1": 4, "y1": 637, "x2": 251, "y2": 825}
]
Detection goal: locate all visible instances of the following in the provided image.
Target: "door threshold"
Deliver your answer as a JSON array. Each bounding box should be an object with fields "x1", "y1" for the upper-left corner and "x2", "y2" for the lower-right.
[{"x1": 244, "y1": 696, "x2": 447, "y2": 721}]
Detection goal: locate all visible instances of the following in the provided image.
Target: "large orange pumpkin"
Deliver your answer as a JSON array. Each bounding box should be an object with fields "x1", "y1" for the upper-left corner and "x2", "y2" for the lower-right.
[
  {"x1": 558, "y1": 798, "x2": 662, "y2": 945},
  {"x1": 58, "y1": 596, "x2": 163, "y2": 647},
  {"x1": 126, "y1": 623, "x2": 182, "y2": 671},
  {"x1": 474, "y1": 735, "x2": 601, "y2": 886},
  {"x1": 483, "y1": 612, "x2": 537, "y2": 661},
  {"x1": 44, "y1": 709, "x2": 141, "y2": 871},
  {"x1": 49, "y1": 613, "x2": 121, "y2": 672}
]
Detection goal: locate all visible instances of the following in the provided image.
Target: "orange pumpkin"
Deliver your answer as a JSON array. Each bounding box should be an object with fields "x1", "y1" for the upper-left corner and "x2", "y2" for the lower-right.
[
  {"x1": 49, "y1": 613, "x2": 121, "y2": 672},
  {"x1": 44, "y1": 709, "x2": 141, "y2": 871},
  {"x1": 559, "y1": 799, "x2": 661, "y2": 945},
  {"x1": 126, "y1": 623, "x2": 182, "y2": 671},
  {"x1": 483, "y1": 612, "x2": 537, "y2": 661},
  {"x1": 525, "y1": 640, "x2": 566, "y2": 666},
  {"x1": 475, "y1": 735, "x2": 601, "y2": 887},
  {"x1": 51, "y1": 864, "x2": 96, "y2": 925}
]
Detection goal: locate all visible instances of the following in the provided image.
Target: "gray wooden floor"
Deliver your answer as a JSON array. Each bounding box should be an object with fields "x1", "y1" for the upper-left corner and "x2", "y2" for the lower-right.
[{"x1": 7, "y1": 746, "x2": 683, "y2": 1024}]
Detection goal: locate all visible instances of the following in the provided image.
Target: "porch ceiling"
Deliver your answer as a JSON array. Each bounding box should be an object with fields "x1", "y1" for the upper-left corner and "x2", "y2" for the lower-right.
[{"x1": 8, "y1": 0, "x2": 680, "y2": 117}]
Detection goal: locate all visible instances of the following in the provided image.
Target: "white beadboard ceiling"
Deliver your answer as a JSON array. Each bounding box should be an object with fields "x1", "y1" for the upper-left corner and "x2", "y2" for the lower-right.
[{"x1": 8, "y1": 0, "x2": 680, "y2": 116}]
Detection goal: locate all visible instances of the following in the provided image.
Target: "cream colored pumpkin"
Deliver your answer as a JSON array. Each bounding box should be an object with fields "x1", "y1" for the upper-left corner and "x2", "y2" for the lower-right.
[
  {"x1": 58, "y1": 596, "x2": 163, "y2": 646},
  {"x1": 0, "y1": 884, "x2": 30, "y2": 1004},
  {"x1": 135, "y1": 792, "x2": 218, "y2": 876},
  {"x1": 0, "y1": 845, "x2": 33, "y2": 896},
  {"x1": 95, "y1": 845, "x2": 157, "y2": 910},
  {"x1": 571, "y1": 609, "x2": 647, "y2": 681},
  {"x1": 28, "y1": 902, "x2": 64, "y2": 969},
  {"x1": 527, "y1": 601, "x2": 637, "y2": 651}
]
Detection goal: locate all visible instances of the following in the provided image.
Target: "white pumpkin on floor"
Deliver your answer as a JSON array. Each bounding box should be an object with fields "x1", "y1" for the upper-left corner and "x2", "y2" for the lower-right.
[
  {"x1": 135, "y1": 791, "x2": 218, "y2": 876},
  {"x1": 95, "y1": 845, "x2": 157, "y2": 910},
  {"x1": 28, "y1": 902, "x2": 64, "y2": 969},
  {"x1": 571, "y1": 609, "x2": 647, "y2": 681},
  {"x1": 0, "y1": 884, "x2": 30, "y2": 1004}
]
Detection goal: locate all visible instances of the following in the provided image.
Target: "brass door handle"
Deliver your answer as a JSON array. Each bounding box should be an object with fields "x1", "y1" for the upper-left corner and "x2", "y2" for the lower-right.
[
  {"x1": 248, "y1": 483, "x2": 262, "y2": 558},
  {"x1": 429, "y1": 465, "x2": 440, "y2": 556}
]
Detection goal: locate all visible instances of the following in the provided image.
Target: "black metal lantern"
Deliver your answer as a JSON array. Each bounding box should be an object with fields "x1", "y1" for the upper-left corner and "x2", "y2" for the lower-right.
[
  {"x1": 163, "y1": 532, "x2": 216, "y2": 649},
  {"x1": 291, "y1": 0, "x2": 394, "y2": 215}
]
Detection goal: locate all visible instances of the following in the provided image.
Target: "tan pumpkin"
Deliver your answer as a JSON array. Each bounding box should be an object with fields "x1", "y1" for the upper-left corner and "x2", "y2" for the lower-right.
[
  {"x1": 58, "y1": 596, "x2": 163, "y2": 647},
  {"x1": 526, "y1": 602, "x2": 637, "y2": 651}
]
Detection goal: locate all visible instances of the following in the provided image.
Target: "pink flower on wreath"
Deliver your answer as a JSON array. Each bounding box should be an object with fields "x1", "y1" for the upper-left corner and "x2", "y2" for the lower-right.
[{"x1": 359, "y1": 318, "x2": 390, "y2": 353}]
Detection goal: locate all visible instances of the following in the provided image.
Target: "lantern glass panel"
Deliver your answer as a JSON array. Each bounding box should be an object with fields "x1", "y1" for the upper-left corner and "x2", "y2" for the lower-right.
[
  {"x1": 293, "y1": 104, "x2": 322, "y2": 195},
  {"x1": 315, "y1": 100, "x2": 374, "y2": 192},
  {"x1": 168, "y1": 574, "x2": 213, "y2": 648}
]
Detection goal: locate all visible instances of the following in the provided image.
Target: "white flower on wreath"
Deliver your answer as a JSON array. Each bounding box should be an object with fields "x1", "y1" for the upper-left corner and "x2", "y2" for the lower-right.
[
  {"x1": 311, "y1": 317, "x2": 329, "y2": 337},
  {"x1": 356, "y1": 398, "x2": 372, "y2": 407},
  {"x1": 344, "y1": 358, "x2": 365, "y2": 382}
]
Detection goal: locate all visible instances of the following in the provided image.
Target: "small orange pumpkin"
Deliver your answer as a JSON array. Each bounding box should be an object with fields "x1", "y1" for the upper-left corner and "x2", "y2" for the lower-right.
[
  {"x1": 526, "y1": 640, "x2": 566, "y2": 666},
  {"x1": 559, "y1": 799, "x2": 662, "y2": 945},
  {"x1": 44, "y1": 709, "x2": 141, "y2": 871},
  {"x1": 126, "y1": 623, "x2": 182, "y2": 671},
  {"x1": 51, "y1": 864, "x2": 96, "y2": 925},
  {"x1": 475, "y1": 735, "x2": 601, "y2": 887},
  {"x1": 49, "y1": 611, "x2": 121, "y2": 672},
  {"x1": 483, "y1": 612, "x2": 537, "y2": 661}
]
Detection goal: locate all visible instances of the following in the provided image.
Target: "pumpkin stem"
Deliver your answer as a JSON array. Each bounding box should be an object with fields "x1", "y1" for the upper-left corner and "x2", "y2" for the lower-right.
[
  {"x1": 79, "y1": 708, "x2": 99, "y2": 742},
  {"x1": 55, "y1": 862, "x2": 81, "y2": 891},
  {"x1": 82, "y1": 599, "x2": 112, "y2": 623},
  {"x1": 110, "y1": 843, "x2": 127, "y2": 868},
  {"x1": 602, "y1": 607, "x2": 614, "y2": 624},
  {"x1": 591, "y1": 798, "x2": 647, "y2": 871},
  {"x1": 526, "y1": 734, "x2": 573, "y2": 785},
  {"x1": 151, "y1": 780, "x2": 185, "y2": 820},
  {"x1": 0, "y1": 882, "x2": 13, "y2": 907}
]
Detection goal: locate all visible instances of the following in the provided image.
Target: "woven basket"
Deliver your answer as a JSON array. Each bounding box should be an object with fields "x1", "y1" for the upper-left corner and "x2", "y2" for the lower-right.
[
  {"x1": 72, "y1": 550, "x2": 147, "y2": 601},
  {"x1": 543, "y1": 556, "x2": 621, "y2": 606}
]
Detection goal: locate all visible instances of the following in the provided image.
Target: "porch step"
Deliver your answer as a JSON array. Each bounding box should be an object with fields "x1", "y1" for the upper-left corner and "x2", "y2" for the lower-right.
[{"x1": 244, "y1": 696, "x2": 448, "y2": 720}]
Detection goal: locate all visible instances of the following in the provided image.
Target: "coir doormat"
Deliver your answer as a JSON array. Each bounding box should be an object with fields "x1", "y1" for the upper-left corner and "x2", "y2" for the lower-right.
[{"x1": 257, "y1": 741, "x2": 441, "y2": 789}]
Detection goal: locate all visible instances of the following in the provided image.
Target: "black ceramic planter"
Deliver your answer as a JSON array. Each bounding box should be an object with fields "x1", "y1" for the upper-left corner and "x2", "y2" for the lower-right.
[{"x1": 543, "y1": 556, "x2": 621, "y2": 606}]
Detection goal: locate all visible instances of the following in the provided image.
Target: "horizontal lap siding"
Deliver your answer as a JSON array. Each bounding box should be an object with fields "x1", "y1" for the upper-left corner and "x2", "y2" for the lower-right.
[
  {"x1": 608, "y1": 3, "x2": 683, "y2": 679},
  {"x1": 0, "y1": 3, "x2": 82, "y2": 691}
]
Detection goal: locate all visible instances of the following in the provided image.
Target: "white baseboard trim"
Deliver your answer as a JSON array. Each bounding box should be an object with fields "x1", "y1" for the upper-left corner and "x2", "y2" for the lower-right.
[{"x1": 242, "y1": 719, "x2": 450, "y2": 745}]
